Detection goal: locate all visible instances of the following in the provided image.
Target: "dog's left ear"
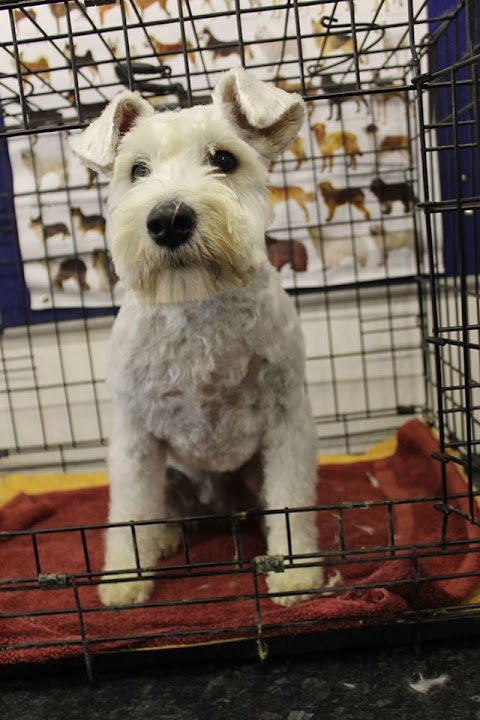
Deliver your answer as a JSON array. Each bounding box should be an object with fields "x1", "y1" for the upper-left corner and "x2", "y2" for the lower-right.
[
  {"x1": 213, "y1": 68, "x2": 305, "y2": 161},
  {"x1": 69, "y1": 90, "x2": 154, "y2": 175}
]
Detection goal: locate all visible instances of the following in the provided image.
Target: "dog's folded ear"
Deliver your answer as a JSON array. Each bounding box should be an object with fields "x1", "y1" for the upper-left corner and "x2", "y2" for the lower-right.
[
  {"x1": 69, "y1": 90, "x2": 154, "y2": 175},
  {"x1": 213, "y1": 68, "x2": 305, "y2": 161}
]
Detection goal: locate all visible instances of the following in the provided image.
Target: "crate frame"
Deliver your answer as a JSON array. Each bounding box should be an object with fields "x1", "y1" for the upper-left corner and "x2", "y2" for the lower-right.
[{"x1": 1, "y1": 0, "x2": 480, "y2": 680}]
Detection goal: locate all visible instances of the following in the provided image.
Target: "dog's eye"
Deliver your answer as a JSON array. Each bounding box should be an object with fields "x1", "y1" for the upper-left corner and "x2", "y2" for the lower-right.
[
  {"x1": 210, "y1": 150, "x2": 237, "y2": 173},
  {"x1": 131, "y1": 162, "x2": 150, "y2": 180}
]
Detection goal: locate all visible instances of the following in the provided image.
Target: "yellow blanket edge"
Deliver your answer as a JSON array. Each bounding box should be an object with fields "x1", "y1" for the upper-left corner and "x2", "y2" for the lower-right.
[{"x1": 0, "y1": 432, "x2": 400, "y2": 508}]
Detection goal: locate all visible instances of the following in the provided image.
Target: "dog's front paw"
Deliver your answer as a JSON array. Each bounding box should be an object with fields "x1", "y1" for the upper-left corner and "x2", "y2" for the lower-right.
[
  {"x1": 266, "y1": 565, "x2": 324, "y2": 606},
  {"x1": 158, "y1": 523, "x2": 181, "y2": 558},
  {"x1": 98, "y1": 576, "x2": 154, "y2": 606}
]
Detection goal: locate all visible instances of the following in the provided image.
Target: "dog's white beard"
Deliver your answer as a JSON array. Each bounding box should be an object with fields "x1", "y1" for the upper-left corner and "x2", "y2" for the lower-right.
[{"x1": 111, "y1": 179, "x2": 267, "y2": 304}]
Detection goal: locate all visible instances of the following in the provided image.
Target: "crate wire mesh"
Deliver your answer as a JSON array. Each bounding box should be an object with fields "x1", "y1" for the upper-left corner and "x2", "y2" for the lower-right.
[
  {"x1": 420, "y1": 0, "x2": 480, "y2": 520},
  {"x1": 0, "y1": 0, "x2": 430, "y2": 466},
  {"x1": 1, "y1": 0, "x2": 480, "y2": 677}
]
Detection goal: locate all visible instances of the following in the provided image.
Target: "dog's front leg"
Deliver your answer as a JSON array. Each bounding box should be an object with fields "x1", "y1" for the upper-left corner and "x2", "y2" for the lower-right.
[
  {"x1": 325, "y1": 201, "x2": 335, "y2": 222},
  {"x1": 261, "y1": 397, "x2": 324, "y2": 606},
  {"x1": 99, "y1": 408, "x2": 180, "y2": 606}
]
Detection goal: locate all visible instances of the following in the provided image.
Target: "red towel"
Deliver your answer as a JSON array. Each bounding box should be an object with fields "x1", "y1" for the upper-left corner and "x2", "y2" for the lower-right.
[{"x1": 1, "y1": 419, "x2": 480, "y2": 665}]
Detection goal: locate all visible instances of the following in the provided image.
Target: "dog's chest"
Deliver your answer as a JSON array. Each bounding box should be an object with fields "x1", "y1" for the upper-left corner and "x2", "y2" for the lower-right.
[
  {"x1": 109, "y1": 290, "x2": 286, "y2": 469},
  {"x1": 145, "y1": 337, "x2": 266, "y2": 454},
  {"x1": 134, "y1": 331, "x2": 266, "y2": 413}
]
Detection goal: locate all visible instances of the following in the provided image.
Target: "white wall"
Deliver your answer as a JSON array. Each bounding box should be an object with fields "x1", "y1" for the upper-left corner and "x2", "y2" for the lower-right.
[{"x1": 0, "y1": 285, "x2": 426, "y2": 474}]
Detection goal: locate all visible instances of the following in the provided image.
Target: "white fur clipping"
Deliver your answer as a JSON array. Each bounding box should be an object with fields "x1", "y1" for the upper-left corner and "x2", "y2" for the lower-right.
[
  {"x1": 69, "y1": 90, "x2": 154, "y2": 175},
  {"x1": 366, "y1": 471, "x2": 380, "y2": 488},
  {"x1": 213, "y1": 68, "x2": 305, "y2": 160},
  {"x1": 409, "y1": 673, "x2": 449, "y2": 694}
]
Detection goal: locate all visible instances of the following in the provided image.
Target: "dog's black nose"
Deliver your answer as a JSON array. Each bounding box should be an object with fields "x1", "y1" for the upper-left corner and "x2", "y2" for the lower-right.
[{"x1": 146, "y1": 202, "x2": 196, "y2": 248}]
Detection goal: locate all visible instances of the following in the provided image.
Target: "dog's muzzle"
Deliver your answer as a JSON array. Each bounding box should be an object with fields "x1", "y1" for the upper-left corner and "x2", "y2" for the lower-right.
[{"x1": 146, "y1": 201, "x2": 197, "y2": 249}]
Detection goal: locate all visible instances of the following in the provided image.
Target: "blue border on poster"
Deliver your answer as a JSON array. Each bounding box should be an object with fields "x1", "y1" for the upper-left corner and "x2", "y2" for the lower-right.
[
  {"x1": 0, "y1": 117, "x2": 117, "y2": 329},
  {"x1": 428, "y1": 0, "x2": 480, "y2": 277}
]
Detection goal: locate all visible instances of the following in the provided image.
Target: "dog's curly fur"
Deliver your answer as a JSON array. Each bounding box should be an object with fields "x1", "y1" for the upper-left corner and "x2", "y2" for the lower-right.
[{"x1": 70, "y1": 68, "x2": 323, "y2": 607}]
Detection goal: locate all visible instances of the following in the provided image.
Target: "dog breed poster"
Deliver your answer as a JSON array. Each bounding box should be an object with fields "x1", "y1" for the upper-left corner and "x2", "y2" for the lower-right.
[{"x1": 0, "y1": 0, "x2": 436, "y2": 312}]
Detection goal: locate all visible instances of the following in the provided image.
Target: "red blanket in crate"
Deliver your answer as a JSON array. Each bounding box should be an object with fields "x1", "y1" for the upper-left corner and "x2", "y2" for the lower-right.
[{"x1": 1, "y1": 419, "x2": 480, "y2": 665}]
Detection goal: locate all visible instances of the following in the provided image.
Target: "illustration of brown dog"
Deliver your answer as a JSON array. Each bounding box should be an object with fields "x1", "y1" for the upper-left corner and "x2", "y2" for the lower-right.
[
  {"x1": 311, "y1": 18, "x2": 363, "y2": 66},
  {"x1": 64, "y1": 45, "x2": 100, "y2": 78},
  {"x1": 52, "y1": 257, "x2": 90, "y2": 292},
  {"x1": 268, "y1": 185, "x2": 316, "y2": 221},
  {"x1": 311, "y1": 122, "x2": 363, "y2": 171},
  {"x1": 97, "y1": 0, "x2": 130, "y2": 26},
  {"x1": 30, "y1": 216, "x2": 70, "y2": 242},
  {"x1": 270, "y1": 135, "x2": 307, "y2": 172},
  {"x1": 134, "y1": 0, "x2": 171, "y2": 17},
  {"x1": 320, "y1": 73, "x2": 369, "y2": 120},
  {"x1": 135, "y1": 0, "x2": 171, "y2": 16},
  {"x1": 18, "y1": 52, "x2": 51, "y2": 85},
  {"x1": 13, "y1": 8, "x2": 36, "y2": 25},
  {"x1": 365, "y1": 124, "x2": 409, "y2": 157},
  {"x1": 273, "y1": 76, "x2": 318, "y2": 97},
  {"x1": 319, "y1": 181, "x2": 371, "y2": 222},
  {"x1": 266, "y1": 235, "x2": 308, "y2": 273},
  {"x1": 370, "y1": 178, "x2": 415, "y2": 214},
  {"x1": 71, "y1": 207, "x2": 106, "y2": 235},
  {"x1": 149, "y1": 36, "x2": 197, "y2": 66},
  {"x1": 49, "y1": 2, "x2": 76, "y2": 32},
  {"x1": 202, "y1": 28, "x2": 253, "y2": 60},
  {"x1": 378, "y1": 135, "x2": 409, "y2": 155}
]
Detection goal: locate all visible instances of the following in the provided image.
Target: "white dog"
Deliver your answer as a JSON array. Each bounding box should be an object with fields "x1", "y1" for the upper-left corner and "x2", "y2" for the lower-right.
[{"x1": 70, "y1": 68, "x2": 323, "y2": 607}]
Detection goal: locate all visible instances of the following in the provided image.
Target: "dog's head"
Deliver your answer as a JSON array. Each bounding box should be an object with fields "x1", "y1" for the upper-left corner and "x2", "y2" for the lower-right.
[
  {"x1": 370, "y1": 178, "x2": 385, "y2": 194},
  {"x1": 69, "y1": 68, "x2": 305, "y2": 304},
  {"x1": 319, "y1": 181, "x2": 333, "y2": 196},
  {"x1": 310, "y1": 122, "x2": 325, "y2": 138}
]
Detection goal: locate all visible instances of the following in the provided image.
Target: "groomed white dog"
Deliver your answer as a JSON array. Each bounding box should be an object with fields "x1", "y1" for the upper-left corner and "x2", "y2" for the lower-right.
[{"x1": 70, "y1": 68, "x2": 323, "y2": 607}]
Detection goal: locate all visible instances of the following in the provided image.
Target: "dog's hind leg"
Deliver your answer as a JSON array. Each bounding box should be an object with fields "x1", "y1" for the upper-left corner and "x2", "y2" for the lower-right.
[
  {"x1": 322, "y1": 153, "x2": 333, "y2": 172},
  {"x1": 261, "y1": 395, "x2": 324, "y2": 606},
  {"x1": 99, "y1": 408, "x2": 180, "y2": 606},
  {"x1": 298, "y1": 200, "x2": 310, "y2": 221},
  {"x1": 78, "y1": 269, "x2": 90, "y2": 291},
  {"x1": 354, "y1": 198, "x2": 371, "y2": 220},
  {"x1": 53, "y1": 273, "x2": 65, "y2": 291},
  {"x1": 325, "y1": 200, "x2": 336, "y2": 222}
]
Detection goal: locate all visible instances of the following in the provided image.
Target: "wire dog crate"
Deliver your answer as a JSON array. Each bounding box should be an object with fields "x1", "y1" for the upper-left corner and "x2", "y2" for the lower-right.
[{"x1": 1, "y1": 0, "x2": 480, "y2": 680}]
